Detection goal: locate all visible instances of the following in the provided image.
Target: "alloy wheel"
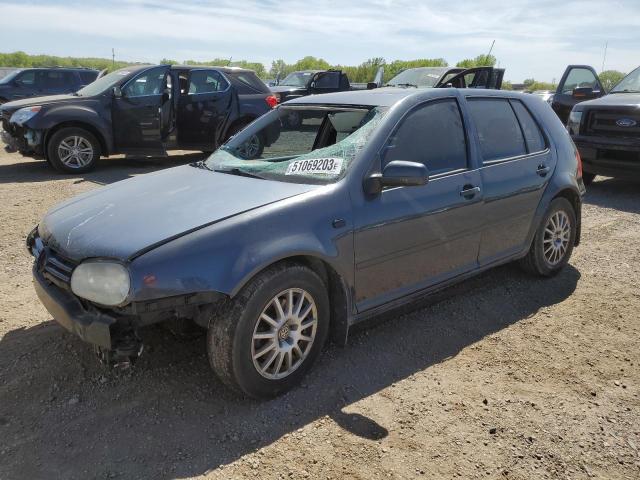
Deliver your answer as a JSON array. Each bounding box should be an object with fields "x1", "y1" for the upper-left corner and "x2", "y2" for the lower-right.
[
  {"x1": 237, "y1": 134, "x2": 261, "y2": 159},
  {"x1": 57, "y1": 136, "x2": 94, "y2": 168},
  {"x1": 251, "y1": 288, "x2": 318, "y2": 380},
  {"x1": 543, "y1": 210, "x2": 571, "y2": 266}
]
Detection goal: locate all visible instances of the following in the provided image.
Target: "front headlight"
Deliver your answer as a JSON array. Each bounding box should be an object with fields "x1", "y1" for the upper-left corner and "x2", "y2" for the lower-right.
[
  {"x1": 70, "y1": 261, "x2": 130, "y2": 306},
  {"x1": 10, "y1": 106, "x2": 42, "y2": 126},
  {"x1": 566, "y1": 110, "x2": 583, "y2": 136}
]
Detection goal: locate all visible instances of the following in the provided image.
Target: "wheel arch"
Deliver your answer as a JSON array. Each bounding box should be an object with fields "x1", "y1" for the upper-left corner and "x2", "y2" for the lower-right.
[
  {"x1": 44, "y1": 121, "x2": 109, "y2": 157},
  {"x1": 552, "y1": 187, "x2": 582, "y2": 246},
  {"x1": 233, "y1": 254, "x2": 352, "y2": 346}
]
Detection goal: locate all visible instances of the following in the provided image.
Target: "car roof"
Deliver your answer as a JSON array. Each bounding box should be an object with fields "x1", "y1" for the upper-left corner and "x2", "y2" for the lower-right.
[
  {"x1": 170, "y1": 65, "x2": 256, "y2": 74},
  {"x1": 284, "y1": 87, "x2": 531, "y2": 107},
  {"x1": 21, "y1": 67, "x2": 99, "y2": 72}
]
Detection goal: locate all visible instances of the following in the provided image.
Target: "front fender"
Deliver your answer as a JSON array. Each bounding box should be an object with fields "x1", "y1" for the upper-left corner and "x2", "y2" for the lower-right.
[{"x1": 128, "y1": 184, "x2": 354, "y2": 304}]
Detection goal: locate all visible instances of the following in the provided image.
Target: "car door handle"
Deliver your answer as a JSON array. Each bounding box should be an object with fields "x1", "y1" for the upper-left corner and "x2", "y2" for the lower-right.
[
  {"x1": 537, "y1": 164, "x2": 551, "y2": 177},
  {"x1": 460, "y1": 185, "x2": 481, "y2": 198}
]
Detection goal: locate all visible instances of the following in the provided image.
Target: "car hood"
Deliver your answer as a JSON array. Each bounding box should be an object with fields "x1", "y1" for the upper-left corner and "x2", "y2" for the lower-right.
[
  {"x1": 0, "y1": 94, "x2": 78, "y2": 114},
  {"x1": 39, "y1": 164, "x2": 318, "y2": 261},
  {"x1": 579, "y1": 93, "x2": 640, "y2": 109}
]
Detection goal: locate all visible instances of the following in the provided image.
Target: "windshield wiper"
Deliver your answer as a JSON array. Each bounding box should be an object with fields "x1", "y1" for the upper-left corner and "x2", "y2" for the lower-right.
[{"x1": 214, "y1": 168, "x2": 265, "y2": 180}]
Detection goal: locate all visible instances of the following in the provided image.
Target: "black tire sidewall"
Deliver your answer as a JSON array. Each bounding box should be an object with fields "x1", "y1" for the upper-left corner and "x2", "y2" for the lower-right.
[
  {"x1": 230, "y1": 267, "x2": 329, "y2": 398},
  {"x1": 533, "y1": 198, "x2": 577, "y2": 276},
  {"x1": 47, "y1": 127, "x2": 100, "y2": 173},
  {"x1": 582, "y1": 172, "x2": 596, "y2": 185}
]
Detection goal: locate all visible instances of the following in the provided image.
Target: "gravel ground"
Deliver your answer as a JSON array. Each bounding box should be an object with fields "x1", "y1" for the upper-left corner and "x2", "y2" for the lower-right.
[{"x1": 0, "y1": 151, "x2": 638, "y2": 480}]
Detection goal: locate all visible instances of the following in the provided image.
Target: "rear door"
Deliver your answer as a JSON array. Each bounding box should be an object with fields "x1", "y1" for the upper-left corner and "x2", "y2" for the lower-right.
[
  {"x1": 176, "y1": 69, "x2": 233, "y2": 149},
  {"x1": 551, "y1": 65, "x2": 604, "y2": 124},
  {"x1": 112, "y1": 65, "x2": 171, "y2": 153},
  {"x1": 465, "y1": 97, "x2": 556, "y2": 265}
]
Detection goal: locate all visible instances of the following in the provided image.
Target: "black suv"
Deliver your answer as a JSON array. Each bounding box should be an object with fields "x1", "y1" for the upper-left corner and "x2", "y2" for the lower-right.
[
  {"x1": 558, "y1": 65, "x2": 640, "y2": 184},
  {"x1": 0, "y1": 65, "x2": 277, "y2": 173},
  {"x1": 0, "y1": 67, "x2": 99, "y2": 104}
]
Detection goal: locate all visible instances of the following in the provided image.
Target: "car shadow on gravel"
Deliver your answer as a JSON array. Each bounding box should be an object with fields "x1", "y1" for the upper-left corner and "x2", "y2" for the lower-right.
[
  {"x1": 583, "y1": 177, "x2": 640, "y2": 214},
  {"x1": 0, "y1": 152, "x2": 205, "y2": 186},
  {"x1": 0, "y1": 263, "x2": 580, "y2": 479}
]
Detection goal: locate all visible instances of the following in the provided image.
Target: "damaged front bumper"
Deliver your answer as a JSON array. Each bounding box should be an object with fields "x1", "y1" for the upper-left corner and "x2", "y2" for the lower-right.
[{"x1": 1, "y1": 122, "x2": 43, "y2": 156}]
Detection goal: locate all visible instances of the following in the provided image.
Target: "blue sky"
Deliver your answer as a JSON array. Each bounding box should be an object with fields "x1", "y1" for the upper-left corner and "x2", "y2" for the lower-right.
[{"x1": 0, "y1": 0, "x2": 638, "y2": 82}]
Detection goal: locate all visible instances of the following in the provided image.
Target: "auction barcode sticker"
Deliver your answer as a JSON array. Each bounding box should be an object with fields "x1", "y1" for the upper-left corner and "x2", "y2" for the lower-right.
[{"x1": 285, "y1": 157, "x2": 344, "y2": 176}]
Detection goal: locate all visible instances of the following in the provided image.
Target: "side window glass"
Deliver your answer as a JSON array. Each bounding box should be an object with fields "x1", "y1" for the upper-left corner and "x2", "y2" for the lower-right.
[
  {"x1": 16, "y1": 71, "x2": 35, "y2": 86},
  {"x1": 124, "y1": 67, "x2": 166, "y2": 97},
  {"x1": 383, "y1": 99, "x2": 468, "y2": 174},
  {"x1": 315, "y1": 72, "x2": 340, "y2": 89},
  {"x1": 510, "y1": 100, "x2": 546, "y2": 153},
  {"x1": 187, "y1": 70, "x2": 229, "y2": 94},
  {"x1": 467, "y1": 98, "x2": 526, "y2": 162},
  {"x1": 562, "y1": 68, "x2": 599, "y2": 94}
]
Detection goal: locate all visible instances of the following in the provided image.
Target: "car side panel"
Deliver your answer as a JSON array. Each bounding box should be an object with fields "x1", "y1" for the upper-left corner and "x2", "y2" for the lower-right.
[{"x1": 128, "y1": 185, "x2": 355, "y2": 306}]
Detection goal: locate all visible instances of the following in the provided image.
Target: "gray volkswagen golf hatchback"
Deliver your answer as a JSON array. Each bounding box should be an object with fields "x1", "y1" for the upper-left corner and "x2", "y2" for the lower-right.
[{"x1": 28, "y1": 88, "x2": 586, "y2": 398}]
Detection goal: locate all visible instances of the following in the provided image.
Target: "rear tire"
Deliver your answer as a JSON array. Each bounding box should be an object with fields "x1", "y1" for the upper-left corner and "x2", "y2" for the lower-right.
[
  {"x1": 226, "y1": 122, "x2": 264, "y2": 160},
  {"x1": 520, "y1": 197, "x2": 576, "y2": 277},
  {"x1": 207, "y1": 263, "x2": 330, "y2": 398},
  {"x1": 47, "y1": 127, "x2": 100, "y2": 173},
  {"x1": 582, "y1": 172, "x2": 596, "y2": 185}
]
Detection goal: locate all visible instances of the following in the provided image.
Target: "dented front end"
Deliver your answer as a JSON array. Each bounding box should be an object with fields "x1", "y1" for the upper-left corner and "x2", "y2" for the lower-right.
[{"x1": 1, "y1": 113, "x2": 44, "y2": 156}]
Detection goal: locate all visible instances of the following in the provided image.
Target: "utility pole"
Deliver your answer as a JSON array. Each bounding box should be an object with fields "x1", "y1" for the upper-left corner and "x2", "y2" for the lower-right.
[
  {"x1": 601, "y1": 42, "x2": 608, "y2": 72},
  {"x1": 112, "y1": 48, "x2": 115, "y2": 69}
]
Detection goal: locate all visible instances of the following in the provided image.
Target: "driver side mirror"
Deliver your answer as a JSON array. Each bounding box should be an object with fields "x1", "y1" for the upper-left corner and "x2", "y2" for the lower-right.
[
  {"x1": 572, "y1": 86, "x2": 598, "y2": 99},
  {"x1": 364, "y1": 160, "x2": 429, "y2": 195},
  {"x1": 112, "y1": 86, "x2": 123, "y2": 98}
]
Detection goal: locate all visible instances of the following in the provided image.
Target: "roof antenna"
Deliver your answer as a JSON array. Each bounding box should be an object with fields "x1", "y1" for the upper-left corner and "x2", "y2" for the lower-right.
[
  {"x1": 227, "y1": 57, "x2": 232, "y2": 66},
  {"x1": 485, "y1": 40, "x2": 495, "y2": 64},
  {"x1": 601, "y1": 42, "x2": 608, "y2": 72}
]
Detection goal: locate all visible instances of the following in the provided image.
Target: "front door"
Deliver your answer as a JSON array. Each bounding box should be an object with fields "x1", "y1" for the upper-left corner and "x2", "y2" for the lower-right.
[
  {"x1": 464, "y1": 97, "x2": 557, "y2": 264},
  {"x1": 552, "y1": 65, "x2": 604, "y2": 124},
  {"x1": 10, "y1": 70, "x2": 38, "y2": 100},
  {"x1": 176, "y1": 69, "x2": 233, "y2": 149},
  {"x1": 112, "y1": 65, "x2": 170, "y2": 153},
  {"x1": 353, "y1": 97, "x2": 484, "y2": 312}
]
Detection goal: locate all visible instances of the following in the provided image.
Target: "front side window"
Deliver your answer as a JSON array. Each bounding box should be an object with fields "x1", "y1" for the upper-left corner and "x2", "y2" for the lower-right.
[
  {"x1": 383, "y1": 99, "x2": 468, "y2": 174},
  {"x1": 205, "y1": 106, "x2": 387, "y2": 184},
  {"x1": 561, "y1": 68, "x2": 599, "y2": 94},
  {"x1": 187, "y1": 70, "x2": 228, "y2": 94},
  {"x1": 467, "y1": 98, "x2": 526, "y2": 162},
  {"x1": 15, "y1": 71, "x2": 35, "y2": 86},
  {"x1": 123, "y1": 67, "x2": 166, "y2": 97}
]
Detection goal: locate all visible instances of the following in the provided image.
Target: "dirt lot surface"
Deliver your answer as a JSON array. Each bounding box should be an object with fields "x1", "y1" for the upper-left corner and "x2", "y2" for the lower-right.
[{"x1": 0, "y1": 151, "x2": 639, "y2": 480}]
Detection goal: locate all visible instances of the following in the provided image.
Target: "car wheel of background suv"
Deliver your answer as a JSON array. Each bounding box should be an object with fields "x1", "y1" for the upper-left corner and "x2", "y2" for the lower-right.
[
  {"x1": 47, "y1": 127, "x2": 100, "y2": 174},
  {"x1": 207, "y1": 262, "x2": 330, "y2": 398},
  {"x1": 520, "y1": 197, "x2": 577, "y2": 277}
]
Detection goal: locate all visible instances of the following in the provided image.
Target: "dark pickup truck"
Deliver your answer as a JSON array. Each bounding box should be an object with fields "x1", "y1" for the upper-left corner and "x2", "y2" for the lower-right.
[
  {"x1": 553, "y1": 65, "x2": 640, "y2": 183},
  {"x1": 385, "y1": 66, "x2": 504, "y2": 90},
  {"x1": 0, "y1": 64, "x2": 277, "y2": 172}
]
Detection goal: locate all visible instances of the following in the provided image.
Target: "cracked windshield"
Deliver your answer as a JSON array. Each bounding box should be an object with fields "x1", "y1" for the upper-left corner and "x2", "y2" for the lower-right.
[{"x1": 206, "y1": 106, "x2": 387, "y2": 184}]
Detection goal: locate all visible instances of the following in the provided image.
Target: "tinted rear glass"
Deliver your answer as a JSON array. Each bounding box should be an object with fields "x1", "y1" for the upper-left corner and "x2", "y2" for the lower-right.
[
  {"x1": 228, "y1": 72, "x2": 269, "y2": 94},
  {"x1": 79, "y1": 71, "x2": 98, "y2": 84},
  {"x1": 510, "y1": 100, "x2": 546, "y2": 153},
  {"x1": 467, "y1": 98, "x2": 526, "y2": 162}
]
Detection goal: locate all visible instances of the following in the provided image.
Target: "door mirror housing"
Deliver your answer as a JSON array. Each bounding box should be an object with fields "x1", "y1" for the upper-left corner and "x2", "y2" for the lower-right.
[
  {"x1": 572, "y1": 86, "x2": 597, "y2": 99},
  {"x1": 112, "y1": 86, "x2": 123, "y2": 98},
  {"x1": 364, "y1": 160, "x2": 429, "y2": 195}
]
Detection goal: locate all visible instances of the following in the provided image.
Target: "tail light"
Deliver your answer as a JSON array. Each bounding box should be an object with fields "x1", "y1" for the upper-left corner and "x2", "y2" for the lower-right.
[
  {"x1": 575, "y1": 147, "x2": 583, "y2": 179},
  {"x1": 265, "y1": 95, "x2": 278, "y2": 109}
]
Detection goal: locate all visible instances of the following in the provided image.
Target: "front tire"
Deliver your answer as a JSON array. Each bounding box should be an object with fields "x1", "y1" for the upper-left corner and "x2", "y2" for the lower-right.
[
  {"x1": 207, "y1": 263, "x2": 330, "y2": 398},
  {"x1": 47, "y1": 127, "x2": 100, "y2": 173},
  {"x1": 520, "y1": 197, "x2": 576, "y2": 277}
]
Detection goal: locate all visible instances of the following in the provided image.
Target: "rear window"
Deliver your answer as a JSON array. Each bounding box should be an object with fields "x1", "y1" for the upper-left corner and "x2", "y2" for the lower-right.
[
  {"x1": 467, "y1": 98, "x2": 526, "y2": 162},
  {"x1": 79, "y1": 71, "x2": 98, "y2": 84},
  {"x1": 227, "y1": 71, "x2": 269, "y2": 94},
  {"x1": 510, "y1": 100, "x2": 546, "y2": 153}
]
